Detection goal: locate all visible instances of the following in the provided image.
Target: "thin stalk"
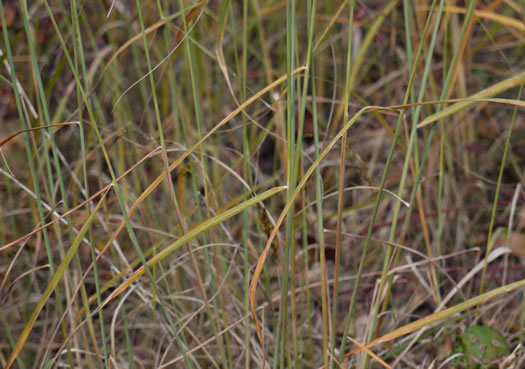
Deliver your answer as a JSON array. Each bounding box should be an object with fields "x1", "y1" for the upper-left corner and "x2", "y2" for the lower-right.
[
  {"x1": 311, "y1": 59, "x2": 329, "y2": 369},
  {"x1": 278, "y1": 0, "x2": 298, "y2": 367},
  {"x1": 331, "y1": 2, "x2": 354, "y2": 368},
  {"x1": 480, "y1": 81, "x2": 525, "y2": 293},
  {"x1": 71, "y1": 0, "x2": 108, "y2": 367}
]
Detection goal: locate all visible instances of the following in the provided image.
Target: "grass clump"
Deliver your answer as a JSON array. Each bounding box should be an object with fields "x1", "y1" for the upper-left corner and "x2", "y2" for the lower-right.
[{"x1": 1, "y1": 1, "x2": 525, "y2": 368}]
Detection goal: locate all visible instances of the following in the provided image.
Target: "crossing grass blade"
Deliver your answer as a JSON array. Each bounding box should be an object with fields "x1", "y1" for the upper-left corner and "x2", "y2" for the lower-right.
[
  {"x1": 417, "y1": 71, "x2": 525, "y2": 128},
  {"x1": 49, "y1": 185, "x2": 287, "y2": 357},
  {"x1": 340, "y1": 278, "x2": 525, "y2": 364},
  {"x1": 249, "y1": 94, "x2": 525, "y2": 342},
  {"x1": 5, "y1": 189, "x2": 110, "y2": 369}
]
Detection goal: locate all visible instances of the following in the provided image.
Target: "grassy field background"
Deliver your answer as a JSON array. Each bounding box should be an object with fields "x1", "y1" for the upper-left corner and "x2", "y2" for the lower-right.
[{"x1": 1, "y1": 0, "x2": 525, "y2": 368}]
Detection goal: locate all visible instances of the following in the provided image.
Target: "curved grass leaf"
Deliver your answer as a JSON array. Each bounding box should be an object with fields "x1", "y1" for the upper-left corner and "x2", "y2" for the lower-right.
[
  {"x1": 57, "y1": 185, "x2": 287, "y2": 354},
  {"x1": 417, "y1": 71, "x2": 525, "y2": 128},
  {"x1": 249, "y1": 95, "x2": 525, "y2": 342},
  {"x1": 341, "y1": 278, "x2": 525, "y2": 363},
  {"x1": 5, "y1": 189, "x2": 110, "y2": 369}
]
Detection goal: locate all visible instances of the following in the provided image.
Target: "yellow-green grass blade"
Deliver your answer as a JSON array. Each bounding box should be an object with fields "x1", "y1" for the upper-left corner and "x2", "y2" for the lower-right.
[
  {"x1": 60, "y1": 185, "x2": 287, "y2": 350},
  {"x1": 114, "y1": 186, "x2": 285, "y2": 295},
  {"x1": 5, "y1": 189, "x2": 110, "y2": 369},
  {"x1": 417, "y1": 71, "x2": 525, "y2": 128},
  {"x1": 343, "y1": 277, "x2": 525, "y2": 360}
]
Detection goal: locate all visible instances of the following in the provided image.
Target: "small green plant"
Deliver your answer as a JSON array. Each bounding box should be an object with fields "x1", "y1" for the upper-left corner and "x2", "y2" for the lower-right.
[{"x1": 451, "y1": 325, "x2": 510, "y2": 368}]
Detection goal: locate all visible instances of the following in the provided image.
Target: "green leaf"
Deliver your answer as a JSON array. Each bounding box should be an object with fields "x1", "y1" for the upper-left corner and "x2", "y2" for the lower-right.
[
  {"x1": 451, "y1": 325, "x2": 510, "y2": 366},
  {"x1": 462, "y1": 325, "x2": 509, "y2": 364}
]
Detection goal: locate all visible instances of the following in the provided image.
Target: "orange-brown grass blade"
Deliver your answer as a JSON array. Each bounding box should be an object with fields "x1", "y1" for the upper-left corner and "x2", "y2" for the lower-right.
[
  {"x1": 434, "y1": 5, "x2": 525, "y2": 32},
  {"x1": 344, "y1": 336, "x2": 392, "y2": 369},
  {"x1": 249, "y1": 105, "x2": 385, "y2": 342},
  {"x1": 0, "y1": 121, "x2": 78, "y2": 147}
]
